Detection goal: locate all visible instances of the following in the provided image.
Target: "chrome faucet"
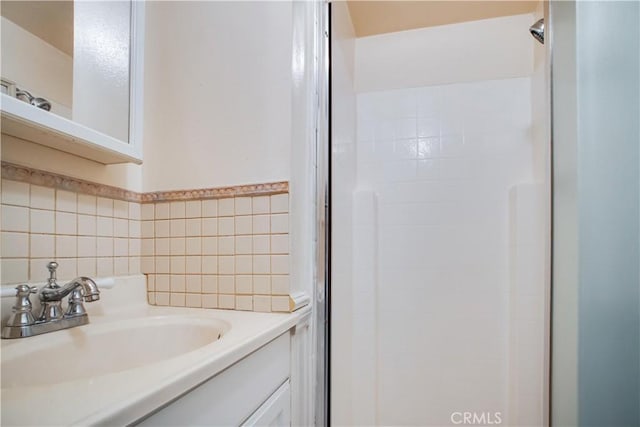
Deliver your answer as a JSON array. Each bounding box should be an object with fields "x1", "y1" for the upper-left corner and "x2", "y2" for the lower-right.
[{"x1": 2, "y1": 262, "x2": 101, "y2": 339}]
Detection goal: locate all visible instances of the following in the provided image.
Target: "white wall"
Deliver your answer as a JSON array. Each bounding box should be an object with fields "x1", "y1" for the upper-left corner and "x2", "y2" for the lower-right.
[
  {"x1": 142, "y1": 1, "x2": 293, "y2": 192},
  {"x1": 355, "y1": 14, "x2": 535, "y2": 92},
  {"x1": 329, "y1": 2, "x2": 357, "y2": 425},
  {"x1": 0, "y1": 16, "x2": 73, "y2": 117},
  {"x1": 332, "y1": 11, "x2": 547, "y2": 426}
]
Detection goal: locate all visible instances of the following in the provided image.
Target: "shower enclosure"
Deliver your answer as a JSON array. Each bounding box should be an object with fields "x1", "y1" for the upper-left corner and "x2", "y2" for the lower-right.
[
  {"x1": 323, "y1": 0, "x2": 639, "y2": 425},
  {"x1": 329, "y1": 2, "x2": 549, "y2": 425}
]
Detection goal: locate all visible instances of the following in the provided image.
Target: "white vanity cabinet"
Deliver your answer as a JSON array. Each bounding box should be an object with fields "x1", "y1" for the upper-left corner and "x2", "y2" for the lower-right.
[{"x1": 135, "y1": 332, "x2": 292, "y2": 426}]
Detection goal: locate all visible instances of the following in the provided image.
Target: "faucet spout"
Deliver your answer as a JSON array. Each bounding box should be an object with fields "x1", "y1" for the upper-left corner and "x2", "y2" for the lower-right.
[{"x1": 40, "y1": 277, "x2": 100, "y2": 303}]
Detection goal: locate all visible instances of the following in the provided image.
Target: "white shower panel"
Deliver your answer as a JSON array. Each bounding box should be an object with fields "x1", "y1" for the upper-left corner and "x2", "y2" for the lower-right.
[{"x1": 352, "y1": 77, "x2": 544, "y2": 425}]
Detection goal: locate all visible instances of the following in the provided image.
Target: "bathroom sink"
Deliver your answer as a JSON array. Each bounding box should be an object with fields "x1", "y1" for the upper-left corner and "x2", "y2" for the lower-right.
[{"x1": 1, "y1": 316, "x2": 228, "y2": 389}]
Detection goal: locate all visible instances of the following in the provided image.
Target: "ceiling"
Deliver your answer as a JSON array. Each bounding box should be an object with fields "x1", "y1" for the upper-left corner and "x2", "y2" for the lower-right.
[
  {"x1": 1, "y1": 1, "x2": 74, "y2": 56},
  {"x1": 347, "y1": 1, "x2": 539, "y2": 37}
]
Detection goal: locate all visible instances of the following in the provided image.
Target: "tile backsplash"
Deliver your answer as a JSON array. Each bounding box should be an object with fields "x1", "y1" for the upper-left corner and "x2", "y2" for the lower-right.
[{"x1": 1, "y1": 162, "x2": 290, "y2": 313}]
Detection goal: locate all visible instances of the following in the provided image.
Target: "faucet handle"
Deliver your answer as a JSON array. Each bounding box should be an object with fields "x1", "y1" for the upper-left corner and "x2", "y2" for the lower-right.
[
  {"x1": 6, "y1": 284, "x2": 37, "y2": 327},
  {"x1": 46, "y1": 261, "x2": 59, "y2": 288}
]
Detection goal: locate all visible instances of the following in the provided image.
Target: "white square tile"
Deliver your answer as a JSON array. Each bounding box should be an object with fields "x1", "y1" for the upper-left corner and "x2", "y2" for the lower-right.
[
  {"x1": 114, "y1": 238, "x2": 129, "y2": 257},
  {"x1": 202, "y1": 294, "x2": 218, "y2": 308},
  {"x1": 170, "y1": 256, "x2": 185, "y2": 274},
  {"x1": 96, "y1": 216, "x2": 113, "y2": 237},
  {"x1": 202, "y1": 200, "x2": 218, "y2": 217},
  {"x1": 271, "y1": 275, "x2": 290, "y2": 295},
  {"x1": 170, "y1": 237, "x2": 185, "y2": 255},
  {"x1": 129, "y1": 257, "x2": 141, "y2": 274},
  {"x1": 218, "y1": 198, "x2": 234, "y2": 216},
  {"x1": 253, "y1": 276, "x2": 271, "y2": 294},
  {"x1": 77, "y1": 214, "x2": 97, "y2": 236},
  {"x1": 141, "y1": 220, "x2": 155, "y2": 238},
  {"x1": 185, "y1": 201, "x2": 201, "y2": 218},
  {"x1": 78, "y1": 236, "x2": 97, "y2": 257},
  {"x1": 170, "y1": 275, "x2": 185, "y2": 292},
  {"x1": 235, "y1": 295, "x2": 253, "y2": 311},
  {"x1": 2, "y1": 205, "x2": 29, "y2": 232},
  {"x1": 270, "y1": 194, "x2": 289, "y2": 213},
  {"x1": 252, "y1": 235, "x2": 270, "y2": 254},
  {"x1": 218, "y1": 236, "x2": 235, "y2": 255},
  {"x1": 235, "y1": 216, "x2": 252, "y2": 235},
  {"x1": 114, "y1": 218, "x2": 128, "y2": 238},
  {"x1": 185, "y1": 293, "x2": 202, "y2": 308},
  {"x1": 170, "y1": 293, "x2": 185, "y2": 307},
  {"x1": 218, "y1": 256, "x2": 235, "y2": 275},
  {"x1": 155, "y1": 292, "x2": 170, "y2": 306},
  {"x1": 55, "y1": 258, "x2": 77, "y2": 281},
  {"x1": 186, "y1": 275, "x2": 202, "y2": 293},
  {"x1": 97, "y1": 257, "x2": 114, "y2": 277},
  {"x1": 141, "y1": 204, "x2": 154, "y2": 220},
  {"x1": 55, "y1": 190, "x2": 76, "y2": 213},
  {"x1": 96, "y1": 237, "x2": 113, "y2": 257},
  {"x1": 129, "y1": 202, "x2": 141, "y2": 220},
  {"x1": 270, "y1": 234, "x2": 289, "y2": 254},
  {"x1": 156, "y1": 257, "x2": 171, "y2": 275},
  {"x1": 56, "y1": 235, "x2": 77, "y2": 258},
  {"x1": 218, "y1": 276, "x2": 235, "y2": 293},
  {"x1": 271, "y1": 255, "x2": 289, "y2": 274},
  {"x1": 252, "y1": 215, "x2": 270, "y2": 234},
  {"x1": 30, "y1": 209, "x2": 54, "y2": 234},
  {"x1": 236, "y1": 275, "x2": 252, "y2": 294},
  {"x1": 186, "y1": 256, "x2": 201, "y2": 274},
  {"x1": 141, "y1": 257, "x2": 155, "y2": 274},
  {"x1": 96, "y1": 197, "x2": 114, "y2": 217},
  {"x1": 218, "y1": 217, "x2": 234, "y2": 236},
  {"x1": 170, "y1": 219, "x2": 185, "y2": 237},
  {"x1": 113, "y1": 200, "x2": 129, "y2": 218},
  {"x1": 77, "y1": 194, "x2": 97, "y2": 215},
  {"x1": 155, "y1": 238, "x2": 170, "y2": 256},
  {"x1": 252, "y1": 196, "x2": 270, "y2": 214},
  {"x1": 1, "y1": 232, "x2": 28, "y2": 257},
  {"x1": 202, "y1": 237, "x2": 218, "y2": 255},
  {"x1": 129, "y1": 238, "x2": 141, "y2": 257},
  {"x1": 202, "y1": 256, "x2": 218, "y2": 274},
  {"x1": 202, "y1": 275, "x2": 218, "y2": 293},
  {"x1": 141, "y1": 238, "x2": 155, "y2": 256},
  {"x1": 186, "y1": 237, "x2": 201, "y2": 255},
  {"x1": 55, "y1": 212, "x2": 77, "y2": 235},
  {"x1": 236, "y1": 255, "x2": 252, "y2": 274},
  {"x1": 30, "y1": 234, "x2": 55, "y2": 258},
  {"x1": 29, "y1": 259, "x2": 49, "y2": 281},
  {"x1": 235, "y1": 236, "x2": 252, "y2": 254},
  {"x1": 155, "y1": 203, "x2": 170, "y2": 220},
  {"x1": 253, "y1": 255, "x2": 270, "y2": 274},
  {"x1": 155, "y1": 220, "x2": 170, "y2": 238},
  {"x1": 2, "y1": 180, "x2": 29, "y2": 206},
  {"x1": 170, "y1": 201, "x2": 186, "y2": 219},
  {"x1": 234, "y1": 197, "x2": 252, "y2": 215},
  {"x1": 202, "y1": 218, "x2": 218, "y2": 236},
  {"x1": 272, "y1": 296, "x2": 290, "y2": 312},
  {"x1": 219, "y1": 294, "x2": 235, "y2": 309},
  {"x1": 253, "y1": 295, "x2": 271, "y2": 312},
  {"x1": 30, "y1": 185, "x2": 55, "y2": 210},
  {"x1": 155, "y1": 275, "x2": 170, "y2": 292},
  {"x1": 114, "y1": 257, "x2": 129, "y2": 275},
  {"x1": 129, "y1": 220, "x2": 141, "y2": 238},
  {"x1": 77, "y1": 258, "x2": 96, "y2": 277},
  {"x1": 185, "y1": 218, "x2": 201, "y2": 236},
  {"x1": 270, "y1": 214, "x2": 289, "y2": 234}
]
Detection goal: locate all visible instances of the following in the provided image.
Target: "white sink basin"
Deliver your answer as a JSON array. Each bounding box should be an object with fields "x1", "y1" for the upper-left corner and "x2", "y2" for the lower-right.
[{"x1": 1, "y1": 316, "x2": 228, "y2": 389}]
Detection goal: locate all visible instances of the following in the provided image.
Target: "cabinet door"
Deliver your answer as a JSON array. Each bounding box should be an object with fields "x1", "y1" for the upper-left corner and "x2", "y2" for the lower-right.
[{"x1": 242, "y1": 380, "x2": 291, "y2": 427}]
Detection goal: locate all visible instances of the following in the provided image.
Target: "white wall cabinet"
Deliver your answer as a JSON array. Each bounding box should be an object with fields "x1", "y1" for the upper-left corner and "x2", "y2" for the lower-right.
[{"x1": 135, "y1": 333, "x2": 292, "y2": 426}]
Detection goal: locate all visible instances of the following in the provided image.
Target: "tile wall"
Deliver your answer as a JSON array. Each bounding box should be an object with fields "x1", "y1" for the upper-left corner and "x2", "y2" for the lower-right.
[
  {"x1": 1, "y1": 179, "x2": 141, "y2": 284},
  {"x1": 0, "y1": 165, "x2": 291, "y2": 313},
  {"x1": 141, "y1": 195, "x2": 290, "y2": 312}
]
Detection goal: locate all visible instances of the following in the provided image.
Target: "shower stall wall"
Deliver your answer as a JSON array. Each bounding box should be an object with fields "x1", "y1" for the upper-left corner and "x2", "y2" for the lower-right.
[{"x1": 331, "y1": 6, "x2": 549, "y2": 426}]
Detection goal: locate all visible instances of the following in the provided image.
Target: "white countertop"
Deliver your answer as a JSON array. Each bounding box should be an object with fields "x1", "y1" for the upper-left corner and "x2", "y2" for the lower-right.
[{"x1": 0, "y1": 276, "x2": 310, "y2": 426}]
